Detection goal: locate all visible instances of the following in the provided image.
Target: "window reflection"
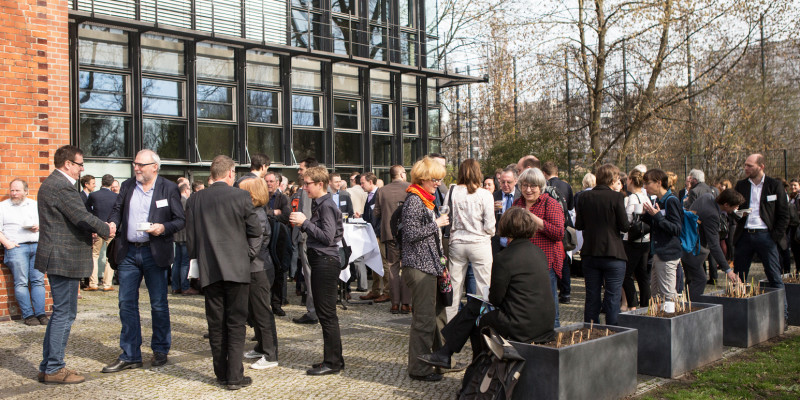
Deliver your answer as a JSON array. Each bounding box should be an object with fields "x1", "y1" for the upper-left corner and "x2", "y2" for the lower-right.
[
  {"x1": 292, "y1": 95, "x2": 321, "y2": 127},
  {"x1": 142, "y1": 79, "x2": 183, "y2": 116},
  {"x1": 143, "y1": 119, "x2": 187, "y2": 159},
  {"x1": 79, "y1": 115, "x2": 130, "y2": 157},
  {"x1": 79, "y1": 71, "x2": 127, "y2": 111},
  {"x1": 247, "y1": 90, "x2": 280, "y2": 124},
  {"x1": 197, "y1": 85, "x2": 234, "y2": 120}
]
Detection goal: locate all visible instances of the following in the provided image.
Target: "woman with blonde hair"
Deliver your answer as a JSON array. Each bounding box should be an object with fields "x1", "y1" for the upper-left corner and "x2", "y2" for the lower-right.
[
  {"x1": 443, "y1": 159, "x2": 495, "y2": 321},
  {"x1": 401, "y1": 156, "x2": 450, "y2": 382}
]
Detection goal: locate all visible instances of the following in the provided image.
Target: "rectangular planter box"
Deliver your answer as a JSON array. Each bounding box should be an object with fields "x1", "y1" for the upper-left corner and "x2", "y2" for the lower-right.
[
  {"x1": 697, "y1": 288, "x2": 785, "y2": 348},
  {"x1": 510, "y1": 323, "x2": 638, "y2": 400},
  {"x1": 760, "y1": 277, "x2": 799, "y2": 326},
  {"x1": 617, "y1": 303, "x2": 723, "y2": 378}
]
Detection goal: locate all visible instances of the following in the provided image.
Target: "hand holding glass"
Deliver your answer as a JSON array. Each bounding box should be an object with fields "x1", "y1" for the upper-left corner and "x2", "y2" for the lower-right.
[{"x1": 439, "y1": 205, "x2": 450, "y2": 216}]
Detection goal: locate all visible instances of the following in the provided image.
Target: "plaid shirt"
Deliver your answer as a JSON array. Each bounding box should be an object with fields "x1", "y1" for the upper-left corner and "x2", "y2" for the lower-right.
[{"x1": 513, "y1": 193, "x2": 565, "y2": 278}]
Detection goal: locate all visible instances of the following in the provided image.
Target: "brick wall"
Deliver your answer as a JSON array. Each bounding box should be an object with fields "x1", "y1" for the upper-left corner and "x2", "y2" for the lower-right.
[{"x1": 0, "y1": 0, "x2": 70, "y2": 321}]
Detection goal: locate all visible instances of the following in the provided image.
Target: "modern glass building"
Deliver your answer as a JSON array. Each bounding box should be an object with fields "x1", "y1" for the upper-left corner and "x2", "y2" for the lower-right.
[{"x1": 67, "y1": 0, "x2": 479, "y2": 182}]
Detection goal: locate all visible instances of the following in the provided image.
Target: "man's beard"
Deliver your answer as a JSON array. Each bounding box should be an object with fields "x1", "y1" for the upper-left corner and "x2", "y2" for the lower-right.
[{"x1": 10, "y1": 197, "x2": 24, "y2": 206}]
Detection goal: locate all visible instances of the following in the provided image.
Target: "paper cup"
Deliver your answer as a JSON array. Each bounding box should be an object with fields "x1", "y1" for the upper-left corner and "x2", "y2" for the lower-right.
[
  {"x1": 662, "y1": 301, "x2": 675, "y2": 313},
  {"x1": 136, "y1": 222, "x2": 152, "y2": 231}
]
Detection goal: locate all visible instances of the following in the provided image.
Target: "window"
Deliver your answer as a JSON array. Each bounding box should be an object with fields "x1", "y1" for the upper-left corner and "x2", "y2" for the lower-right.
[
  {"x1": 368, "y1": 0, "x2": 390, "y2": 61},
  {"x1": 292, "y1": 58, "x2": 322, "y2": 91},
  {"x1": 197, "y1": 123, "x2": 236, "y2": 160},
  {"x1": 427, "y1": 78, "x2": 438, "y2": 105},
  {"x1": 334, "y1": 99, "x2": 359, "y2": 130},
  {"x1": 399, "y1": 32, "x2": 417, "y2": 67},
  {"x1": 371, "y1": 70, "x2": 392, "y2": 100},
  {"x1": 428, "y1": 108, "x2": 440, "y2": 137},
  {"x1": 292, "y1": 95, "x2": 322, "y2": 127},
  {"x1": 399, "y1": 0, "x2": 416, "y2": 28},
  {"x1": 141, "y1": 34, "x2": 184, "y2": 75},
  {"x1": 197, "y1": 43, "x2": 235, "y2": 81},
  {"x1": 401, "y1": 75, "x2": 418, "y2": 103},
  {"x1": 248, "y1": 126, "x2": 283, "y2": 165},
  {"x1": 372, "y1": 135, "x2": 392, "y2": 166},
  {"x1": 248, "y1": 90, "x2": 280, "y2": 124},
  {"x1": 403, "y1": 136, "x2": 421, "y2": 167},
  {"x1": 78, "y1": 25, "x2": 129, "y2": 68},
  {"x1": 246, "y1": 51, "x2": 280, "y2": 87},
  {"x1": 142, "y1": 79, "x2": 183, "y2": 116},
  {"x1": 332, "y1": 0, "x2": 356, "y2": 14},
  {"x1": 371, "y1": 103, "x2": 391, "y2": 133},
  {"x1": 80, "y1": 115, "x2": 131, "y2": 158},
  {"x1": 335, "y1": 132, "x2": 362, "y2": 165},
  {"x1": 291, "y1": 2, "x2": 324, "y2": 50},
  {"x1": 402, "y1": 106, "x2": 417, "y2": 134},
  {"x1": 333, "y1": 64, "x2": 360, "y2": 95},
  {"x1": 79, "y1": 71, "x2": 127, "y2": 112},
  {"x1": 197, "y1": 85, "x2": 234, "y2": 120},
  {"x1": 143, "y1": 119, "x2": 187, "y2": 159},
  {"x1": 292, "y1": 129, "x2": 324, "y2": 162}
]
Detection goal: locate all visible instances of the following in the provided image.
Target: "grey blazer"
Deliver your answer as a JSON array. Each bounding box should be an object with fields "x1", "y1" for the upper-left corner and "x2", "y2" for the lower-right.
[{"x1": 35, "y1": 171, "x2": 110, "y2": 278}]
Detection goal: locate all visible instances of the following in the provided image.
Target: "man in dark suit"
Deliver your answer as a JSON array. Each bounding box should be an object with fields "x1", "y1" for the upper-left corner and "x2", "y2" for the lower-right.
[
  {"x1": 685, "y1": 169, "x2": 717, "y2": 209},
  {"x1": 185, "y1": 155, "x2": 262, "y2": 389},
  {"x1": 86, "y1": 174, "x2": 118, "y2": 291},
  {"x1": 360, "y1": 172, "x2": 389, "y2": 303},
  {"x1": 733, "y1": 154, "x2": 789, "y2": 321},
  {"x1": 234, "y1": 153, "x2": 270, "y2": 188},
  {"x1": 79, "y1": 174, "x2": 95, "y2": 207},
  {"x1": 265, "y1": 171, "x2": 291, "y2": 315},
  {"x1": 491, "y1": 167, "x2": 521, "y2": 255},
  {"x1": 373, "y1": 165, "x2": 411, "y2": 313},
  {"x1": 36, "y1": 145, "x2": 112, "y2": 384},
  {"x1": 328, "y1": 173, "x2": 354, "y2": 217},
  {"x1": 542, "y1": 161, "x2": 575, "y2": 304},
  {"x1": 103, "y1": 150, "x2": 185, "y2": 373}
]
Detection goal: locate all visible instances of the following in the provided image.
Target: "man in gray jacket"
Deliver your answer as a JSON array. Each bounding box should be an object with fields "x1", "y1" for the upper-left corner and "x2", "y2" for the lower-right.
[
  {"x1": 36, "y1": 145, "x2": 113, "y2": 384},
  {"x1": 685, "y1": 169, "x2": 717, "y2": 209}
]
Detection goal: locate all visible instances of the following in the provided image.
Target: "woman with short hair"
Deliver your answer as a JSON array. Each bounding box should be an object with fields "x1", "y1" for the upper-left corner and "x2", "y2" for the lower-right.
[
  {"x1": 444, "y1": 159, "x2": 495, "y2": 321},
  {"x1": 512, "y1": 167, "x2": 564, "y2": 327},
  {"x1": 576, "y1": 164, "x2": 630, "y2": 325},
  {"x1": 401, "y1": 156, "x2": 450, "y2": 382}
]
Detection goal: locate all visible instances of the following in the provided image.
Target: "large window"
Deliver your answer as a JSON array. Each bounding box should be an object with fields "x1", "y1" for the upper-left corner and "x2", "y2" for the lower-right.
[
  {"x1": 141, "y1": 35, "x2": 184, "y2": 75},
  {"x1": 398, "y1": 0, "x2": 418, "y2": 66},
  {"x1": 246, "y1": 51, "x2": 282, "y2": 164},
  {"x1": 291, "y1": 0, "x2": 324, "y2": 50},
  {"x1": 368, "y1": 0, "x2": 391, "y2": 61},
  {"x1": 77, "y1": 25, "x2": 131, "y2": 158},
  {"x1": 292, "y1": 58, "x2": 325, "y2": 164},
  {"x1": 196, "y1": 43, "x2": 236, "y2": 161},
  {"x1": 197, "y1": 43, "x2": 235, "y2": 81}
]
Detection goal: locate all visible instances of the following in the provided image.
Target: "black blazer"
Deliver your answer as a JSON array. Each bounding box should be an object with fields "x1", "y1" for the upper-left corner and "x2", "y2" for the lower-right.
[
  {"x1": 481, "y1": 238, "x2": 555, "y2": 344},
  {"x1": 733, "y1": 175, "x2": 790, "y2": 249},
  {"x1": 108, "y1": 176, "x2": 186, "y2": 269},
  {"x1": 267, "y1": 190, "x2": 291, "y2": 226},
  {"x1": 185, "y1": 182, "x2": 262, "y2": 287},
  {"x1": 329, "y1": 189, "x2": 355, "y2": 217},
  {"x1": 87, "y1": 187, "x2": 118, "y2": 222},
  {"x1": 575, "y1": 185, "x2": 629, "y2": 261}
]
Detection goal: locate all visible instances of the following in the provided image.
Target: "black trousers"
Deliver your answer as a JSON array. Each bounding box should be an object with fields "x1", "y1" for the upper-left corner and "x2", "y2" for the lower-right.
[
  {"x1": 441, "y1": 298, "x2": 486, "y2": 361},
  {"x1": 205, "y1": 280, "x2": 249, "y2": 384},
  {"x1": 270, "y1": 267, "x2": 286, "y2": 309},
  {"x1": 308, "y1": 251, "x2": 344, "y2": 369},
  {"x1": 622, "y1": 241, "x2": 651, "y2": 307},
  {"x1": 249, "y1": 270, "x2": 278, "y2": 361}
]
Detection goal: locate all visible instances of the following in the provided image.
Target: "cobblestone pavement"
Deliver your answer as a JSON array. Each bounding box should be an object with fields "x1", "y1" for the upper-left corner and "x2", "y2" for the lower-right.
[{"x1": 0, "y1": 262, "x2": 790, "y2": 399}]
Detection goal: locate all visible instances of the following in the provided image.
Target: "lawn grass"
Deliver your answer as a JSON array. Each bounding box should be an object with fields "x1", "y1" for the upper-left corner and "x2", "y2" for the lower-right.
[{"x1": 639, "y1": 332, "x2": 800, "y2": 400}]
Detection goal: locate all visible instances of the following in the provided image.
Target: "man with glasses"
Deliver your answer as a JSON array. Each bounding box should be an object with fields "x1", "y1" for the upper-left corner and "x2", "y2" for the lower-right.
[
  {"x1": 492, "y1": 166, "x2": 521, "y2": 255},
  {"x1": 289, "y1": 166, "x2": 344, "y2": 375},
  {"x1": 35, "y1": 145, "x2": 113, "y2": 384},
  {"x1": 103, "y1": 149, "x2": 185, "y2": 373},
  {"x1": 292, "y1": 158, "x2": 320, "y2": 325}
]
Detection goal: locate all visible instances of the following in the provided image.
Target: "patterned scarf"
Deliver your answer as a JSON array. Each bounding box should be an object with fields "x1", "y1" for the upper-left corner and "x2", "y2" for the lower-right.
[{"x1": 407, "y1": 184, "x2": 436, "y2": 210}]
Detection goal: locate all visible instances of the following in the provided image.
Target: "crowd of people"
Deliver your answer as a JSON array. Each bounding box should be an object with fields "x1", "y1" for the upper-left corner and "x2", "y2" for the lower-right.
[{"x1": 1, "y1": 145, "x2": 797, "y2": 391}]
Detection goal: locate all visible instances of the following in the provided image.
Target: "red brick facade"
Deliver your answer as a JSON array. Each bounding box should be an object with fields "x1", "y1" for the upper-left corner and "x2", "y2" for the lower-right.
[{"x1": 0, "y1": 0, "x2": 70, "y2": 321}]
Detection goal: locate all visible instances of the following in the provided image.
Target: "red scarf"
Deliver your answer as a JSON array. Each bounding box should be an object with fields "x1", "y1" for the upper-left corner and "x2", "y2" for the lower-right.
[{"x1": 407, "y1": 184, "x2": 436, "y2": 210}]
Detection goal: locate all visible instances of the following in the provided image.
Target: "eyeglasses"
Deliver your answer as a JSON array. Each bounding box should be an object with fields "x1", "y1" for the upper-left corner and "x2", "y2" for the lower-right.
[
  {"x1": 520, "y1": 184, "x2": 538, "y2": 191},
  {"x1": 133, "y1": 162, "x2": 156, "y2": 168},
  {"x1": 69, "y1": 159, "x2": 84, "y2": 167},
  {"x1": 303, "y1": 180, "x2": 318, "y2": 187},
  {"x1": 431, "y1": 178, "x2": 442, "y2": 184}
]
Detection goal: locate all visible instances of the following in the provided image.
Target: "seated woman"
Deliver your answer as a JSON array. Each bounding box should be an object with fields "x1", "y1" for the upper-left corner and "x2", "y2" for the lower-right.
[{"x1": 417, "y1": 207, "x2": 555, "y2": 368}]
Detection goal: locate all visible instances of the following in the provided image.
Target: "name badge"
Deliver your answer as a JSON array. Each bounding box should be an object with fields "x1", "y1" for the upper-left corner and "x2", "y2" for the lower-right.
[
  {"x1": 340, "y1": 201, "x2": 347, "y2": 206},
  {"x1": 156, "y1": 199, "x2": 169, "y2": 208},
  {"x1": 659, "y1": 210, "x2": 666, "y2": 216},
  {"x1": 767, "y1": 195, "x2": 777, "y2": 202}
]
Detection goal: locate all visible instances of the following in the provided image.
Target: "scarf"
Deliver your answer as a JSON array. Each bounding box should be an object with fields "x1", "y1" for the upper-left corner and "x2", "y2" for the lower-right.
[{"x1": 407, "y1": 184, "x2": 436, "y2": 210}]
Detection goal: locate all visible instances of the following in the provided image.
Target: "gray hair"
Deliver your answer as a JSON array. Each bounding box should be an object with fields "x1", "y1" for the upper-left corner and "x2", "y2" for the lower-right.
[
  {"x1": 502, "y1": 166, "x2": 518, "y2": 180},
  {"x1": 688, "y1": 169, "x2": 705, "y2": 183},
  {"x1": 582, "y1": 172, "x2": 596, "y2": 189},
  {"x1": 518, "y1": 167, "x2": 546, "y2": 189},
  {"x1": 137, "y1": 149, "x2": 161, "y2": 171}
]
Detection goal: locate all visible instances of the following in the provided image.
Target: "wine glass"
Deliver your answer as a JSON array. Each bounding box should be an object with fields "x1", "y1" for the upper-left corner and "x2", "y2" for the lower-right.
[
  {"x1": 342, "y1": 212, "x2": 349, "y2": 223},
  {"x1": 439, "y1": 205, "x2": 450, "y2": 216}
]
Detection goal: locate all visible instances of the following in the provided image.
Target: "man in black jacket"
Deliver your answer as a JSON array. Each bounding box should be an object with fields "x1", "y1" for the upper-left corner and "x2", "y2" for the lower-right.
[
  {"x1": 234, "y1": 153, "x2": 269, "y2": 188},
  {"x1": 265, "y1": 171, "x2": 291, "y2": 315},
  {"x1": 86, "y1": 174, "x2": 118, "y2": 291},
  {"x1": 733, "y1": 154, "x2": 789, "y2": 320},
  {"x1": 185, "y1": 155, "x2": 262, "y2": 389}
]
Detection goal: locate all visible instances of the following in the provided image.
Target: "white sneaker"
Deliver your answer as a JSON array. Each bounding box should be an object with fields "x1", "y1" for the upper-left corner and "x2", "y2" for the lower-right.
[
  {"x1": 243, "y1": 350, "x2": 265, "y2": 359},
  {"x1": 251, "y1": 356, "x2": 278, "y2": 370}
]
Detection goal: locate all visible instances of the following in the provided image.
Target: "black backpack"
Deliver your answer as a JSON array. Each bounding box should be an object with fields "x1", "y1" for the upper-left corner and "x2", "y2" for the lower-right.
[
  {"x1": 390, "y1": 194, "x2": 412, "y2": 250},
  {"x1": 458, "y1": 327, "x2": 527, "y2": 400},
  {"x1": 269, "y1": 218, "x2": 292, "y2": 273},
  {"x1": 543, "y1": 186, "x2": 577, "y2": 250}
]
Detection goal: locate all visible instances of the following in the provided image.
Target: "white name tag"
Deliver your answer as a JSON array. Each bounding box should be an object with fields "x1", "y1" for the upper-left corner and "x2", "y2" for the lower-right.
[
  {"x1": 156, "y1": 199, "x2": 169, "y2": 208},
  {"x1": 340, "y1": 201, "x2": 347, "y2": 206},
  {"x1": 767, "y1": 195, "x2": 777, "y2": 202}
]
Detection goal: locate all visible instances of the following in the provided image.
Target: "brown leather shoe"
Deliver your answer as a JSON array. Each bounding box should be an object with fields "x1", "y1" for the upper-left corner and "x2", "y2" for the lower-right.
[
  {"x1": 44, "y1": 368, "x2": 85, "y2": 384},
  {"x1": 359, "y1": 292, "x2": 379, "y2": 301},
  {"x1": 400, "y1": 304, "x2": 411, "y2": 314},
  {"x1": 183, "y1": 288, "x2": 200, "y2": 295},
  {"x1": 390, "y1": 304, "x2": 400, "y2": 314},
  {"x1": 84, "y1": 287, "x2": 98, "y2": 292},
  {"x1": 374, "y1": 294, "x2": 390, "y2": 303},
  {"x1": 103, "y1": 286, "x2": 115, "y2": 292}
]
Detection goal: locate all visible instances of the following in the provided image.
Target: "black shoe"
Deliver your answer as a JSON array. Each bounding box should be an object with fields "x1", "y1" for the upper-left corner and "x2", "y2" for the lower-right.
[
  {"x1": 227, "y1": 376, "x2": 253, "y2": 390},
  {"x1": 102, "y1": 359, "x2": 143, "y2": 373},
  {"x1": 292, "y1": 315, "x2": 318, "y2": 325},
  {"x1": 707, "y1": 279, "x2": 716, "y2": 285},
  {"x1": 272, "y1": 307, "x2": 286, "y2": 317},
  {"x1": 306, "y1": 365, "x2": 341, "y2": 376},
  {"x1": 417, "y1": 352, "x2": 452, "y2": 369},
  {"x1": 409, "y1": 373, "x2": 443, "y2": 382},
  {"x1": 203, "y1": 333, "x2": 209, "y2": 339},
  {"x1": 151, "y1": 352, "x2": 168, "y2": 367},
  {"x1": 559, "y1": 295, "x2": 571, "y2": 304}
]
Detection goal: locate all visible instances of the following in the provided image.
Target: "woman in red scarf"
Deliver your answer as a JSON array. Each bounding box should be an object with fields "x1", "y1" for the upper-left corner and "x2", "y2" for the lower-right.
[{"x1": 401, "y1": 156, "x2": 450, "y2": 382}]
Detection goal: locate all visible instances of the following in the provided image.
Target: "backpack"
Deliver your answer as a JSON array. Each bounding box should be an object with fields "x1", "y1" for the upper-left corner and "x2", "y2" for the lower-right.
[
  {"x1": 390, "y1": 193, "x2": 413, "y2": 250},
  {"x1": 668, "y1": 195, "x2": 701, "y2": 256},
  {"x1": 543, "y1": 186, "x2": 577, "y2": 251},
  {"x1": 269, "y1": 218, "x2": 293, "y2": 273},
  {"x1": 458, "y1": 327, "x2": 527, "y2": 400}
]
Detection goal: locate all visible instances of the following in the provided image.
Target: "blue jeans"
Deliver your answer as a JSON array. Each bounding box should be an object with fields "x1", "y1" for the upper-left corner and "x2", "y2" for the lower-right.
[
  {"x1": 465, "y1": 262, "x2": 477, "y2": 295},
  {"x1": 5, "y1": 243, "x2": 45, "y2": 319},
  {"x1": 39, "y1": 274, "x2": 79, "y2": 374},
  {"x1": 117, "y1": 246, "x2": 171, "y2": 362},
  {"x1": 583, "y1": 256, "x2": 626, "y2": 325},
  {"x1": 171, "y1": 243, "x2": 190, "y2": 292},
  {"x1": 558, "y1": 252, "x2": 571, "y2": 297},
  {"x1": 734, "y1": 231, "x2": 787, "y2": 319},
  {"x1": 550, "y1": 269, "x2": 560, "y2": 328}
]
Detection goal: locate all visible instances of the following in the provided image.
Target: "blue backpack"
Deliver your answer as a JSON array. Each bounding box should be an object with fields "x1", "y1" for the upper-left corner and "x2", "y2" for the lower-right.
[{"x1": 667, "y1": 194, "x2": 700, "y2": 256}]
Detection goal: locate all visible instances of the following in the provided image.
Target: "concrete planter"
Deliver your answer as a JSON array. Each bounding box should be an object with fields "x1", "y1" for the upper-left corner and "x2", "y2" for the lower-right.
[
  {"x1": 697, "y1": 288, "x2": 785, "y2": 348},
  {"x1": 617, "y1": 303, "x2": 723, "y2": 378},
  {"x1": 760, "y1": 277, "x2": 799, "y2": 326},
  {"x1": 510, "y1": 323, "x2": 638, "y2": 400}
]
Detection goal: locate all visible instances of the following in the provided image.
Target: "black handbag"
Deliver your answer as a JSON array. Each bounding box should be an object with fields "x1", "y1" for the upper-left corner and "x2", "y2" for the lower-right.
[{"x1": 627, "y1": 195, "x2": 650, "y2": 242}]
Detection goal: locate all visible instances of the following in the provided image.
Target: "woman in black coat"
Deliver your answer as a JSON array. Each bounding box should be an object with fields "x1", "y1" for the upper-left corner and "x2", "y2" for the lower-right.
[{"x1": 416, "y1": 207, "x2": 555, "y2": 369}]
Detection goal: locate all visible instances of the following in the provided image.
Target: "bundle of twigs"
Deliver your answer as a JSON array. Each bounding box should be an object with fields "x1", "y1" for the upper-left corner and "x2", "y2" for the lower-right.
[{"x1": 722, "y1": 276, "x2": 763, "y2": 298}]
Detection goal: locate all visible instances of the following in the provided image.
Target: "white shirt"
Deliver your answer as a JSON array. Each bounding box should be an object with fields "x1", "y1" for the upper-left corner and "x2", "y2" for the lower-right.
[
  {"x1": 56, "y1": 168, "x2": 77, "y2": 185},
  {"x1": 0, "y1": 198, "x2": 39, "y2": 244},
  {"x1": 746, "y1": 174, "x2": 768, "y2": 229},
  {"x1": 448, "y1": 185, "x2": 496, "y2": 244}
]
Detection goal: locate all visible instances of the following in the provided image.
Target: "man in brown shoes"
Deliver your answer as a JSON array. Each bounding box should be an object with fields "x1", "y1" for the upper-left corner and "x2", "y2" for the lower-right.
[{"x1": 42, "y1": 368, "x2": 85, "y2": 384}]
